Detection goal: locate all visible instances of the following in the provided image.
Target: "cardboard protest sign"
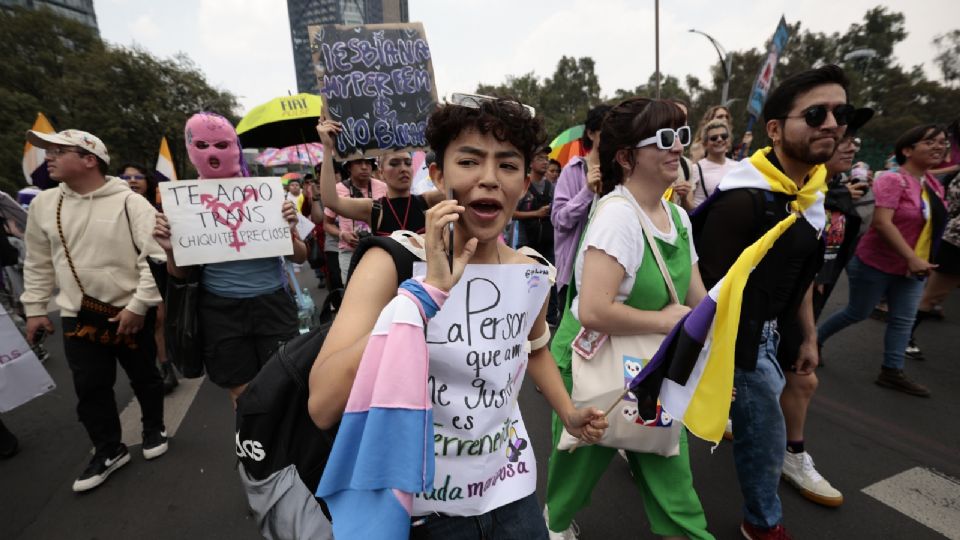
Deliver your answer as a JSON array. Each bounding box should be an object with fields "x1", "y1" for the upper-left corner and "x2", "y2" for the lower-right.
[
  {"x1": 309, "y1": 22, "x2": 438, "y2": 159},
  {"x1": 410, "y1": 262, "x2": 550, "y2": 514},
  {"x1": 0, "y1": 303, "x2": 56, "y2": 412},
  {"x1": 159, "y1": 177, "x2": 293, "y2": 266}
]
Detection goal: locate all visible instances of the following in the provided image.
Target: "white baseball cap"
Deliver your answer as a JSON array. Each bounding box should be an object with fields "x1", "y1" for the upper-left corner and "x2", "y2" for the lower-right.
[{"x1": 26, "y1": 129, "x2": 111, "y2": 165}]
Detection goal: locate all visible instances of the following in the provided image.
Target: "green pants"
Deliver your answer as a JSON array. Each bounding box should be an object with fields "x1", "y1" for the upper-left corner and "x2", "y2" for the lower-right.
[{"x1": 545, "y1": 370, "x2": 713, "y2": 539}]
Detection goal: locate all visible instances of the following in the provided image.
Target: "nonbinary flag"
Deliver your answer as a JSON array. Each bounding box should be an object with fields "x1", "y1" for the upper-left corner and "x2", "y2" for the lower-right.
[
  {"x1": 630, "y1": 147, "x2": 827, "y2": 443},
  {"x1": 155, "y1": 137, "x2": 178, "y2": 182},
  {"x1": 316, "y1": 293, "x2": 434, "y2": 540},
  {"x1": 22, "y1": 113, "x2": 56, "y2": 189}
]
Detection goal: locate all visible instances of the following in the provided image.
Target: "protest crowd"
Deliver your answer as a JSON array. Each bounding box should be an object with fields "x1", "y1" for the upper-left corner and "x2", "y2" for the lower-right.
[{"x1": 2, "y1": 12, "x2": 959, "y2": 540}]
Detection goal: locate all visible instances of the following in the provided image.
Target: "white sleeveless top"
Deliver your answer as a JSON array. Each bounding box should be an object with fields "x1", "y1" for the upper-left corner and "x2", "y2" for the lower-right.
[{"x1": 411, "y1": 262, "x2": 550, "y2": 516}]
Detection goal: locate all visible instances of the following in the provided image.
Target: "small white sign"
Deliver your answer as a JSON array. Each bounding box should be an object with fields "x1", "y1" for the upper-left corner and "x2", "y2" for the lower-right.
[
  {"x1": 296, "y1": 213, "x2": 317, "y2": 241},
  {"x1": 0, "y1": 304, "x2": 56, "y2": 412},
  {"x1": 160, "y1": 177, "x2": 293, "y2": 266}
]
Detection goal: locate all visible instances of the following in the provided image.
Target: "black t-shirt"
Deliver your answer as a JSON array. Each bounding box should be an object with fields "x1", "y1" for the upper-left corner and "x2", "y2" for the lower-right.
[
  {"x1": 517, "y1": 180, "x2": 554, "y2": 250},
  {"x1": 371, "y1": 194, "x2": 428, "y2": 235}
]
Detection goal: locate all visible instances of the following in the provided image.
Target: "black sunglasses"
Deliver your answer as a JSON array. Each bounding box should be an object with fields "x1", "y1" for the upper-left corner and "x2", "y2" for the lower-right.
[
  {"x1": 708, "y1": 133, "x2": 730, "y2": 142},
  {"x1": 781, "y1": 104, "x2": 855, "y2": 128},
  {"x1": 120, "y1": 174, "x2": 146, "y2": 181}
]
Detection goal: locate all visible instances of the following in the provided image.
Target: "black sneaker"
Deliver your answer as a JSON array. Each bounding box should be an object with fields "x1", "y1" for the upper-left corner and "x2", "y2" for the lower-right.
[
  {"x1": 905, "y1": 339, "x2": 925, "y2": 361},
  {"x1": 161, "y1": 362, "x2": 179, "y2": 395},
  {"x1": 876, "y1": 367, "x2": 930, "y2": 397},
  {"x1": 143, "y1": 430, "x2": 169, "y2": 460},
  {"x1": 72, "y1": 445, "x2": 130, "y2": 492}
]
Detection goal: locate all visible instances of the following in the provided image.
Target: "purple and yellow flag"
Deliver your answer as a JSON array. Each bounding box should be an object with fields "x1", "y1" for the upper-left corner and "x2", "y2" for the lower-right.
[{"x1": 630, "y1": 148, "x2": 826, "y2": 443}]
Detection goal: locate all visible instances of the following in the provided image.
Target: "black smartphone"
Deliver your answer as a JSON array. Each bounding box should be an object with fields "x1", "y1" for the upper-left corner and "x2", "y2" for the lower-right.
[{"x1": 447, "y1": 188, "x2": 455, "y2": 272}]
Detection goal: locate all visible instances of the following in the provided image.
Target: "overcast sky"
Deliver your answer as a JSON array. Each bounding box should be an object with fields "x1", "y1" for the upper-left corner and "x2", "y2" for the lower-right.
[{"x1": 95, "y1": 0, "x2": 957, "y2": 116}]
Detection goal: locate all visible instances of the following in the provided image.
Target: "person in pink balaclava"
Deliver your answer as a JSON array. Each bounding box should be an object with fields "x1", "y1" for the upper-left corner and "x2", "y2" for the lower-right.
[{"x1": 153, "y1": 112, "x2": 306, "y2": 406}]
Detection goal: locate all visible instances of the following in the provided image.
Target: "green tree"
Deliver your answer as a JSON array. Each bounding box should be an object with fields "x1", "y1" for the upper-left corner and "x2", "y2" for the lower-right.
[
  {"x1": 476, "y1": 56, "x2": 602, "y2": 140},
  {"x1": 0, "y1": 6, "x2": 238, "y2": 195},
  {"x1": 932, "y1": 30, "x2": 960, "y2": 86}
]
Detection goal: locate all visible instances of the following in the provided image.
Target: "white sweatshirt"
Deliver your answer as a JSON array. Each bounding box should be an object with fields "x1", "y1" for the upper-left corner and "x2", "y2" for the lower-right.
[{"x1": 21, "y1": 177, "x2": 165, "y2": 318}]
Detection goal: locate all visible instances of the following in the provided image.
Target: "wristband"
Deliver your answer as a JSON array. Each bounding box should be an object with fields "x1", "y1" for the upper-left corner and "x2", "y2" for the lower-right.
[
  {"x1": 398, "y1": 278, "x2": 448, "y2": 320},
  {"x1": 527, "y1": 326, "x2": 551, "y2": 352}
]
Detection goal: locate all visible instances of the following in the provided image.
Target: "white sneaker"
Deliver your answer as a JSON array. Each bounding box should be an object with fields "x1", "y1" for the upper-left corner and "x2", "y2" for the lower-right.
[
  {"x1": 544, "y1": 506, "x2": 580, "y2": 540},
  {"x1": 782, "y1": 451, "x2": 843, "y2": 507}
]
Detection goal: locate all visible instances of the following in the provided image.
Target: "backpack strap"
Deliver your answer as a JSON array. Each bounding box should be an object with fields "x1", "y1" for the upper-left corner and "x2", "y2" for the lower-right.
[{"x1": 346, "y1": 233, "x2": 423, "y2": 284}]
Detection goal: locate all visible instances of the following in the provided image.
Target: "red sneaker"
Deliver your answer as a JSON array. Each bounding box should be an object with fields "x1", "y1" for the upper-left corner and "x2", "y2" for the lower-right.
[{"x1": 740, "y1": 521, "x2": 793, "y2": 540}]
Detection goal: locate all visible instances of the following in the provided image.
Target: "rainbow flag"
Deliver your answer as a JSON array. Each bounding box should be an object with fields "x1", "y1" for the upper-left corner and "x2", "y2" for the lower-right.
[
  {"x1": 155, "y1": 137, "x2": 178, "y2": 182},
  {"x1": 22, "y1": 113, "x2": 56, "y2": 189},
  {"x1": 630, "y1": 148, "x2": 826, "y2": 443},
  {"x1": 316, "y1": 293, "x2": 434, "y2": 539}
]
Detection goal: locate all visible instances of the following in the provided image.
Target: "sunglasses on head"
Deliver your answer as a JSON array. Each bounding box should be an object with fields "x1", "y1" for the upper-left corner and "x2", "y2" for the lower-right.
[
  {"x1": 636, "y1": 126, "x2": 691, "y2": 150},
  {"x1": 782, "y1": 104, "x2": 855, "y2": 128},
  {"x1": 120, "y1": 174, "x2": 146, "y2": 181},
  {"x1": 708, "y1": 133, "x2": 730, "y2": 143}
]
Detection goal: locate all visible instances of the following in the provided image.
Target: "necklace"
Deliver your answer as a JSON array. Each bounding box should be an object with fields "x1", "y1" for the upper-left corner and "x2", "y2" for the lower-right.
[{"x1": 384, "y1": 195, "x2": 412, "y2": 231}]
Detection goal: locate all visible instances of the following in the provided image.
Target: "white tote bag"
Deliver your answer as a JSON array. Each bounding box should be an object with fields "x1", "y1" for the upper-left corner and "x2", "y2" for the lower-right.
[
  {"x1": 0, "y1": 303, "x2": 56, "y2": 412},
  {"x1": 557, "y1": 195, "x2": 682, "y2": 456}
]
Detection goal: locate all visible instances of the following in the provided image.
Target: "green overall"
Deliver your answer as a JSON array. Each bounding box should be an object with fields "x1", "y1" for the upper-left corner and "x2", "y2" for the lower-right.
[{"x1": 546, "y1": 200, "x2": 713, "y2": 539}]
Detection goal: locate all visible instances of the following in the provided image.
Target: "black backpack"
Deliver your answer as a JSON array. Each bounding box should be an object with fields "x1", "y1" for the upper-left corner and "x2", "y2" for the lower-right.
[{"x1": 235, "y1": 236, "x2": 419, "y2": 539}]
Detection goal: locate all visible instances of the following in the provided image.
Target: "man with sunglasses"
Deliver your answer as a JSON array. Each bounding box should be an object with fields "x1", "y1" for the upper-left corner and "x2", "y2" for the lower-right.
[
  {"x1": 695, "y1": 65, "x2": 851, "y2": 540},
  {"x1": 20, "y1": 129, "x2": 168, "y2": 492}
]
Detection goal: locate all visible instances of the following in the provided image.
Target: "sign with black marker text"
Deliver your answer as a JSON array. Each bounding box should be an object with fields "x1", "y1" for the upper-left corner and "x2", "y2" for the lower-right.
[
  {"x1": 309, "y1": 22, "x2": 438, "y2": 159},
  {"x1": 160, "y1": 177, "x2": 292, "y2": 266}
]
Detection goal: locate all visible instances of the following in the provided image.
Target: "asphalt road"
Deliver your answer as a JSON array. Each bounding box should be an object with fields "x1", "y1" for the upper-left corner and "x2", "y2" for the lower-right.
[{"x1": 2, "y1": 272, "x2": 958, "y2": 540}]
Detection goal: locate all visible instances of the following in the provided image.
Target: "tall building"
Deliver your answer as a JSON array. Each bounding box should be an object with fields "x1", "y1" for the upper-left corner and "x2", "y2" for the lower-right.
[
  {"x1": 287, "y1": 0, "x2": 408, "y2": 94},
  {"x1": 0, "y1": 0, "x2": 99, "y2": 32}
]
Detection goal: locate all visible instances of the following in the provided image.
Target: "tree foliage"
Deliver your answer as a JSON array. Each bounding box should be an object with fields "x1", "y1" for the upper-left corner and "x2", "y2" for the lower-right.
[
  {"x1": 475, "y1": 7, "x2": 958, "y2": 169},
  {"x1": 0, "y1": 7, "x2": 239, "y2": 195}
]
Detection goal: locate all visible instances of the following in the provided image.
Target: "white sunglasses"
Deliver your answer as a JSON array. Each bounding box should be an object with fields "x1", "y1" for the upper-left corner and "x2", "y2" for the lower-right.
[{"x1": 636, "y1": 126, "x2": 692, "y2": 150}]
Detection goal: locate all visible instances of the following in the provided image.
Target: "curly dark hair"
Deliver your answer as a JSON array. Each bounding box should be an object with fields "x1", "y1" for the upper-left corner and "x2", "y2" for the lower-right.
[
  {"x1": 425, "y1": 97, "x2": 545, "y2": 172},
  {"x1": 598, "y1": 97, "x2": 686, "y2": 195}
]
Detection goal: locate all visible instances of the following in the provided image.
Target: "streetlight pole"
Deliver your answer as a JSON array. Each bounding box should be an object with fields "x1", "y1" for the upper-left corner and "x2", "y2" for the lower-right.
[{"x1": 689, "y1": 29, "x2": 732, "y2": 105}]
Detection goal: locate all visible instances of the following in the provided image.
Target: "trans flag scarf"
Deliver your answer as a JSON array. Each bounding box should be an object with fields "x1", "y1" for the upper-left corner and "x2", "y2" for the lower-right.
[
  {"x1": 316, "y1": 281, "x2": 440, "y2": 539},
  {"x1": 629, "y1": 147, "x2": 827, "y2": 444}
]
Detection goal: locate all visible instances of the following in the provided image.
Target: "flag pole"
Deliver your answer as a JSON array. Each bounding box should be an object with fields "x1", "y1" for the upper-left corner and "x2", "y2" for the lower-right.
[{"x1": 655, "y1": 0, "x2": 661, "y2": 98}]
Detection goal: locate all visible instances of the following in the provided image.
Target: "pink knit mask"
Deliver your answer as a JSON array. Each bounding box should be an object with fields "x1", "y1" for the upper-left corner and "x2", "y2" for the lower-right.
[{"x1": 185, "y1": 113, "x2": 242, "y2": 179}]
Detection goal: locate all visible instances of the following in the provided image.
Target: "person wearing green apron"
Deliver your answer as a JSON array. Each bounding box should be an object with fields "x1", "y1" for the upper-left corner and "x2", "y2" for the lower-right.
[{"x1": 544, "y1": 97, "x2": 713, "y2": 540}]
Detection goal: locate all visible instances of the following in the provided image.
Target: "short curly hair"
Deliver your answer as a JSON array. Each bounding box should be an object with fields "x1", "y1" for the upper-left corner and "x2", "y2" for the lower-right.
[{"x1": 425, "y1": 97, "x2": 545, "y2": 172}]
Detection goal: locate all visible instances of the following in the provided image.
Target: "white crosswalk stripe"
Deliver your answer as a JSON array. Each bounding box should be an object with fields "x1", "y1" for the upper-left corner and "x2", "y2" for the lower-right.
[
  {"x1": 119, "y1": 376, "x2": 205, "y2": 447},
  {"x1": 862, "y1": 467, "x2": 960, "y2": 540}
]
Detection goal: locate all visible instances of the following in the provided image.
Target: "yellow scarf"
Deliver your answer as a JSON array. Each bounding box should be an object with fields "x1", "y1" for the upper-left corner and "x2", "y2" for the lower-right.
[
  {"x1": 915, "y1": 181, "x2": 933, "y2": 261},
  {"x1": 685, "y1": 148, "x2": 826, "y2": 442}
]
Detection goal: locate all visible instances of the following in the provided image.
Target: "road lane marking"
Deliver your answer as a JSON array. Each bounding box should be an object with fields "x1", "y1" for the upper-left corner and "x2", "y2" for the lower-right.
[
  {"x1": 119, "y1": 376, "x2": 204, "y2": 447},
  {"x1": 862, "y1": 467, "x2": 960, "y2": 540}
]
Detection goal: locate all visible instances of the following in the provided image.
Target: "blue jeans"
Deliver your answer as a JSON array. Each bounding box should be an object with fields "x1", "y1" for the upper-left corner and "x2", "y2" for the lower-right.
[
  {"x1": 411, "y1": 493, "x2": 548, "y2": 539},
  {"x1": 818, "y1": 255, "x2": 925, "y2": 370},
  {"x1": 730, "y1": 321, "x2": 786, "y2": 529}
]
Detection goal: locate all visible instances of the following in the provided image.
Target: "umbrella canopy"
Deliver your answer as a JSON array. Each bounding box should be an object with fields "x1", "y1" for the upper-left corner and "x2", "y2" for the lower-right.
[
  {"x1": 256, "y1": 143, "x2": 325, "y2": 167},
  {"x1": 548, "y1": 124, "x2": 586, "y2": 167},
  {"x1": 237, "y1": 93, "x2": 324, "y2": 149}
]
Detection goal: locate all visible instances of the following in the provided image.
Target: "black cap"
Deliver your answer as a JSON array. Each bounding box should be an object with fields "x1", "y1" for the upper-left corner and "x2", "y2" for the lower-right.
[{"x1": 847, "y1": 107, "x2": 874, "y2": 136}]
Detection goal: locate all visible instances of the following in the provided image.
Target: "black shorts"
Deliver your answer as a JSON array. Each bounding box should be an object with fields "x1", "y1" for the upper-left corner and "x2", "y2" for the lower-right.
[
  {"x1": 199, "y1": 287, "x2": 297, "y2": 388},
  {"x1": 934, "y1": 240, "x2": 960, "y2": 275}
]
